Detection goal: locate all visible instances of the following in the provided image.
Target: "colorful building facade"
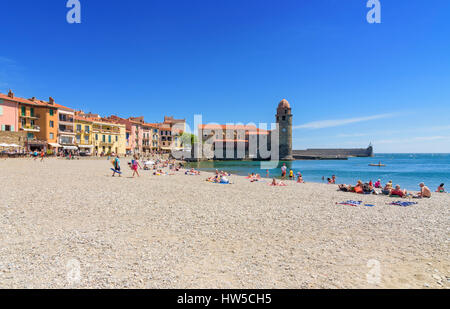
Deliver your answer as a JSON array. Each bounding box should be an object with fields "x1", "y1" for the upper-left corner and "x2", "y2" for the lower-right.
[{"x1": 0, "y1": 91, "x2": 19, "y2": 132}]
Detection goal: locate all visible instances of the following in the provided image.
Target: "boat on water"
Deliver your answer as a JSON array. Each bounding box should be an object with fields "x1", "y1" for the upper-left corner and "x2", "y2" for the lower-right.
[{"x1": 369, "y1": 162, "x2": 386, "y2": 167}]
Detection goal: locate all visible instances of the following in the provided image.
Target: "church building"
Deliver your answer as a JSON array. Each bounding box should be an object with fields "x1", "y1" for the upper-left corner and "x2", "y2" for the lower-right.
[{"x1": 196, "y1": 99, "x2": 293, "y2": 161}]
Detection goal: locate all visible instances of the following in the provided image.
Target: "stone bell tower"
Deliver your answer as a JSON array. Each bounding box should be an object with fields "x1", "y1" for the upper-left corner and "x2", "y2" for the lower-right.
[{"x1": 276, "y1": 99, "x2": 293, "y2": 161}]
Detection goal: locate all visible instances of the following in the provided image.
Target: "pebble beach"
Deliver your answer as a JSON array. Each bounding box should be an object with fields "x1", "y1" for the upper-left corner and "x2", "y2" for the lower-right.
[{"x1": 0, "y1": 158, "x2": 448, "y2": 289}]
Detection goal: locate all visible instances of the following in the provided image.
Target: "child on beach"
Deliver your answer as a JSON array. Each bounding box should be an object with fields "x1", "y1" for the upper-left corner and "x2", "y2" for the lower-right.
[
  {"x1": 297, "y1": 173, "x2": 304, "y2": 183},
  {"x1": 289, "y1": 169, "x2": 294, "y2": 180},
  {"x1": 131, "y1": 155, "x2": 142, "y2": 178}
]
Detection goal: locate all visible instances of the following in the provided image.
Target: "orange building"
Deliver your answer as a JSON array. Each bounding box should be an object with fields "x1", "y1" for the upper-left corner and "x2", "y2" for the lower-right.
[{"x1": 0, "y1": 90, "x2": 74, "y2": 152}]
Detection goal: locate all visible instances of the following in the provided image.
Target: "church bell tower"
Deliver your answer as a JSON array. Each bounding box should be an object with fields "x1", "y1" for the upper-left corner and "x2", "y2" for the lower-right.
[{"x1": 276, "y1": 99, "x2": 293, "y2": 161}]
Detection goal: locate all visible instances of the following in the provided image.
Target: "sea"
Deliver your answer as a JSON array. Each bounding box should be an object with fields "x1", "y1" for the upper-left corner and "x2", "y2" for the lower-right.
[{"x1": 185, "y1": 153, "x2": 450, "y2": 191}]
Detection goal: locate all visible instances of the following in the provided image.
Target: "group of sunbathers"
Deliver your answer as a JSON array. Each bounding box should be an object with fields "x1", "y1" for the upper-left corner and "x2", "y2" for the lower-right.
[
  {"x1": 206, "y1": 174, "x2": 230, "y2": 184},
  {"x1": 185, "y1": 168, "x2": 201, "y2": 175},
  {"x1": 338, "y1": 179, "x2": 437, "y2": 198}
]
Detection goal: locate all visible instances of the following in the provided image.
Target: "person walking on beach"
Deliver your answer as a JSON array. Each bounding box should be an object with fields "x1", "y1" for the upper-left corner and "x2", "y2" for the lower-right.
[
  {"x1": 281, "y1": 163, "x2": 287, "y2": 179},
  {"x1": 112, "y1": 155, "x2": 121, "y2": 177},
  {"x1": 289, "y1": 169, "x2": 294, "y2": 180},
  {"x1": 131, "y1": 155, "x2": 142, "y2": 178}
]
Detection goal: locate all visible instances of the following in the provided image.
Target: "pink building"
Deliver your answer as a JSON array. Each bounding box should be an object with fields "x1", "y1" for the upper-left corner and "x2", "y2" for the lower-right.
[{"x1": 0, "y1": 91, "x2": 20, "y2": 131}]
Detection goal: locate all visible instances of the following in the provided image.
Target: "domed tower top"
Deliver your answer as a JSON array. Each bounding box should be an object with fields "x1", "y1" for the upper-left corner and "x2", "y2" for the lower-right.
[{"x1": 277, "y1": 99, "x2": 291, "y2": 114}]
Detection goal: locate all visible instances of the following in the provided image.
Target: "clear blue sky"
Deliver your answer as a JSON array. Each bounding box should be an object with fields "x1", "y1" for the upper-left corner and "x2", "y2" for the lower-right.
[{"x1": 1, "y1": 0, "x2": 449, "y2": 152}]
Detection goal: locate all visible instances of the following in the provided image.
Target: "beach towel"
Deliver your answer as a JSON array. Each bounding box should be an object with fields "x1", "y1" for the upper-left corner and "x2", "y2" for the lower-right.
[
  {"x1": 337, "y1": 200, "x2": 375, "y2": 207},
  {"x1": 110, "y1": 168, "x2": 122, "y2": 174},
  {"x1": 337, "y1": 200, "x2": 362, "y2": 207},
  {"x1": 388, "y1": 201, "x2": 418, "y2": 207}
]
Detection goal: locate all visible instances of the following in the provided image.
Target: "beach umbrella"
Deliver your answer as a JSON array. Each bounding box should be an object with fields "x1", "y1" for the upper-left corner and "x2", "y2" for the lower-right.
[{"x1": 145, "y1": 160, "x2": 155, "y2": 165}]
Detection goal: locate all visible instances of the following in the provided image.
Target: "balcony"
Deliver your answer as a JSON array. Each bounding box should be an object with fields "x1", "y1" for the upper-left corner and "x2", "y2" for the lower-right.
[
  {"x1": 21, "y1": 125, "x2": 41, "y2": 132},
  {"x1": 99, "y1": 141, "x2": 114, "y2": 147},
  {"x1": 19, "y1": 114, "x2": 39, "y2": 120},
  {"x1": 59, "y1": 116, "x2": 74, "y2": 125},
  {"x1": 59, "y1": 128, "x2": 75, "y2": 134}
]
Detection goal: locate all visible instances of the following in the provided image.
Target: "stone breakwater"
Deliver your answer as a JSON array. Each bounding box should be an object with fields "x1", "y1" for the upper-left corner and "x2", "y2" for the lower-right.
[{"x1": 0, "y1": 158, "x2": 448, "y2": 288}]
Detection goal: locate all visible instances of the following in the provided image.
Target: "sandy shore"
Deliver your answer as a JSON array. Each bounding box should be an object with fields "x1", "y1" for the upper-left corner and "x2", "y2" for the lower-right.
[{"x1": 0, "y1": 158, "x2": 448, "y2": 289}]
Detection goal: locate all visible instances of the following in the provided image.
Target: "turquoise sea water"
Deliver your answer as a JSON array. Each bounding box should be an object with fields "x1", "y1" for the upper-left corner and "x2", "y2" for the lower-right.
[{"x1": 186, "y1": 154, "x2": 450, "y2": 191}]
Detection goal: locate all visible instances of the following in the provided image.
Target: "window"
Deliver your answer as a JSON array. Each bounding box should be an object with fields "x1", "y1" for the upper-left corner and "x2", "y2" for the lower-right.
[
  {"x1": 95, "y1": 134, "x2": 98, "y2": 141},
  {"x1": 77, "y1": 124, "x2": 82, "y2": 132},
  {"x1": 115, "y1": 136, "x2": 118, "y2": 142},
  {"x1": 30, "y1": 108, "x2": 34, "y2": 117},
  {"x1": 49, "y1": 109, "x2": 54, "y2": 116},
  {"x1": 49, "y1": 120, "x2": 54, "y2": 128},
  {"x1": 102, "y1": 135, "x2": 106, "y2": 142},
  {"x1": 49, "y1": 133, "x2": 54, "y2": 139},
  {"x1": 21, "y1": 118, "x2": 26, "y2": 127},
  {"x1": 84, "y1": 135, "x2": 89, "y2": 142},
  {"x1": 282, "y1": 116, "x2": 286, "y2": 121},
  {"x1": 85, "y1": 125, "x2": 89, "y2": 133},
  {"x1": 108, "y1": 135, "x2": 111, "y2": 143},
  {"x1": 21, "y1": 106, "x2": 26, "y2": 116},
  {"x1": 76, "y1": 135, "x2": 81, "y2": 143}
]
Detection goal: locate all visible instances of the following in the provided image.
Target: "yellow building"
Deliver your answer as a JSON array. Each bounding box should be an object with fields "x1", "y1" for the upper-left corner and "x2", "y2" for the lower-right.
[
  {"x1": 75, "y1": 111, "x2": 126, "y2": 156},
  {"x1": 92, "y1": 120, "x2": 126, "y2": 156},
  {"x1": 74, "y1": 115, "x2": 94, "y2": 155}
]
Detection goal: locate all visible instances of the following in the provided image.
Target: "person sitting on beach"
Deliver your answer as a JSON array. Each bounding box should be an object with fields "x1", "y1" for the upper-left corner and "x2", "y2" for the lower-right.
[
  {"x1": 338, "y1": 184, "x2": 351, "y2": 192},
  {"x1": 327, "y1": 178, "x2": 332, "y2": 184},
  {"x1": 362, "y1": 182, "x2": 374, "y2": 194},
  {"x1": 390, "y1": 185, "x2": 407, "y2": 198},
  {"x1": 297, "y1": 173, "x2": 304, "y2": 183},
  {"x1": 354, "y1": 180, "x2": 364, "y2": 194},
  {"x1": 436, "y1": 183, "x2": 446, "y2": 193},
  {"x1": 382, "y1": 181, "x2": 393, "y2": 195},
  {"x1": 374, "y1": 179, "x2": 382, "y2": 188},
  {"x1": 270, "y1": 178, "x2": 287, "y2": 186},
  {"x1": 331, "y1": 175, "x2": 336, "y2": 184},
  {"x1": 416, "y1": 183, "x2": 432, "y2": 198}
]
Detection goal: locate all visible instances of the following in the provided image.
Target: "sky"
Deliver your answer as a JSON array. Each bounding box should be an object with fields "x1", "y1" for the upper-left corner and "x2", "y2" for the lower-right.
[{"x1": 0, "y1": 0, "x2": 449, "y2": 153}]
